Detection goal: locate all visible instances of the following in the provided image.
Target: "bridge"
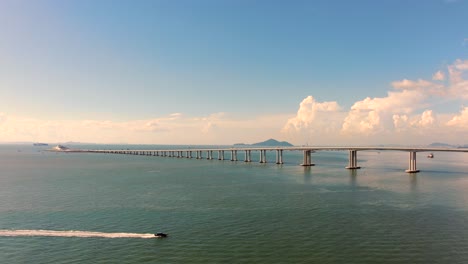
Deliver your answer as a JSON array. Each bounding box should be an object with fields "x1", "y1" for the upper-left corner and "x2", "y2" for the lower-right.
[{"x1": 60, "y1": 146, "x2": 468, "y2": 173}]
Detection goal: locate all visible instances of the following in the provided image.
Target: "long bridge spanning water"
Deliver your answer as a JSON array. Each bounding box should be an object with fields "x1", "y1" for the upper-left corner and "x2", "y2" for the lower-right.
[{"x1": 63, "y1": 146, "x2": 468, "y2": 173}]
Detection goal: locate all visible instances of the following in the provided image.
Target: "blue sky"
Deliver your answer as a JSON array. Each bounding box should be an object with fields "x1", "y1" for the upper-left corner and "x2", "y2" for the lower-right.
[{"x1": 0, "y1": 0, "x2": 467, "y2": 145}]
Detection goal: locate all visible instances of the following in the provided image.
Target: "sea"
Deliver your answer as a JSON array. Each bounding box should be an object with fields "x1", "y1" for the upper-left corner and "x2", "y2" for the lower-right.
[{"x1": 0, "y1": 144, "x2": 468, "y2": 264}]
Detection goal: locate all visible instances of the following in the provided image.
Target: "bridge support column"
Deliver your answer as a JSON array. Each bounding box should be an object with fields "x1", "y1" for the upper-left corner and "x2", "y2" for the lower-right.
[
  {"x1": 405, "y1": 151, "x2": 420, "y2": 173},
  {"x1": 231, "y1": 150, "x2": 238, "y2": 161},
  {"x1": 276, "y1": 149, "x2": 283, "y2": 164},
  {"x1": 301, "y1": 150, "x2": 315, "y2": 166},
  {"x1": 259, "y1": 150, "x2": 267, "y2": 163},
  {"x1": 218, "y1": 150, "x2": 224, "y2": 160},
  {"x1": 244, "y1": 150, "x2": 251, "y2": 162},
  {"x1": 346, "y1": 150, "x2": 361, "y2": 169}
]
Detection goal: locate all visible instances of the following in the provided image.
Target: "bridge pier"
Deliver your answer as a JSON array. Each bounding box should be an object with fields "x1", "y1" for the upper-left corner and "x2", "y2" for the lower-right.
[
  {"x1": 276, "y1": 149, "x2": 283, "y2": 164},
  {"x1": 346, "y1": 150, "x2": 361, "y2": 169},
  {"x1": 244, "y1": 150, "x2": 251, "y2": 162},
  {"x1": 405, "y1": 151, "x2": 420, "y2": 173},
  {"x1": 230, "y1": 150, "x2": 238, "y2": 161},
  {"x1": 301, "y1": 150, "x2": 315, "y2": 166},
  {"x1": 218, "y1": 150, "x2": 224, "y2": 160},
  {"x1": 259, "y1": 150, "x2": 267, "y2": 163},
  {"x1": 207, "y1": 150, "x2": 213, "y2": 160}
]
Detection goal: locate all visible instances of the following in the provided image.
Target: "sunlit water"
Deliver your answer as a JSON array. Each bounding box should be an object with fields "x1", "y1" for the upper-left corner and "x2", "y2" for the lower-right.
[{"x1": 0, "y1": 144, "x2": 467, "y2": 263}]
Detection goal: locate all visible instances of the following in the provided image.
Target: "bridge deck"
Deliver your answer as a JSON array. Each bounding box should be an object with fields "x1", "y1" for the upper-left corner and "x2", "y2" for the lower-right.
[{"x1": 49, "y1": 146, "x2": 468, "y2": 173}]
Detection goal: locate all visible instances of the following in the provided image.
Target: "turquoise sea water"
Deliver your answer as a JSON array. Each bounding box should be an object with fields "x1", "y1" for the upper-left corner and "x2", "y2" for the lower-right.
[{"x1": 1, "y1": 144, "x2": 468, "y2": 263}]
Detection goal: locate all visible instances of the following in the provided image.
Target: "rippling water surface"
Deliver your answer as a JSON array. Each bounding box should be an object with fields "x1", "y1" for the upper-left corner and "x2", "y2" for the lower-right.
[{"x1": 1, "y1": 144, "x2": 468, "y2": 263}]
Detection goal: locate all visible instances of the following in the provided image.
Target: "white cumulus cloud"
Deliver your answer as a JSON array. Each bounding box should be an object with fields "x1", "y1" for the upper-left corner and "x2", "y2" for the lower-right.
[
  {"x1": 284, "y1": 59, "x2": 467, "y2": 145},
  {"x1": 448, "y1": 59, "x2": 468, "y2": 99},
  {"x1": 432, "y1": 71, "x2": 445, "y2": 81},
  {"x1": 281, "y1": 96, "x2": 345, "y2": 144},
  {"x1": 447, "y1": 107, "x2": 468, "y2": 128},
  {"x1": 282, "y1": 96, "x2": 341, "y2": 131}
]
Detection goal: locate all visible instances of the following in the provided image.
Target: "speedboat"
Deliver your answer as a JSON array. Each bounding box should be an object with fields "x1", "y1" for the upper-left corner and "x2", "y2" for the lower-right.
[
  {"x1": 427, "y1": 153, "x2": 434, "y2": 158},
  {"x1": 154, "y1": 233, "x2": 168, "y2": 238}
]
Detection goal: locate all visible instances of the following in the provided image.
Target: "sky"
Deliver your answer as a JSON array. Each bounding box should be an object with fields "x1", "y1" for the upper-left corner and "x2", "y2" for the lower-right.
[{"x1": 0, "y1": 0, "x2": 467, "y2": 146}]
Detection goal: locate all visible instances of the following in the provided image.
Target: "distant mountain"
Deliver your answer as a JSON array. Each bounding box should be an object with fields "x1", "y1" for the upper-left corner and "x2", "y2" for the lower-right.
[
  {"x1": 234, "y1": 139, "x2": 293, "y2": 147},
  {"x1": 428, "y1": 142, "x2": 454, "y2": 148}
]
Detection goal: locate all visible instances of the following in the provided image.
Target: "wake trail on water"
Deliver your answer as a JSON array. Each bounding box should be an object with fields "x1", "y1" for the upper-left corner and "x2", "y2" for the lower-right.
[{"x1": 0, "y1": 230, "x2": 155, "y2": 239}]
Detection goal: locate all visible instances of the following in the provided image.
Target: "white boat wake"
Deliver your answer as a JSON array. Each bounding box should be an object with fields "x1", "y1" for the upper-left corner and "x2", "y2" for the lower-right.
[{"x1": 0, "y1": 229, "x2": 155, "y2": 239}]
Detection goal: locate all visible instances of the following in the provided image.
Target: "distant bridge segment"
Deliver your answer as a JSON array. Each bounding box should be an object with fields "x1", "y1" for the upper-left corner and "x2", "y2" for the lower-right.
[{"x1": 51, "y1": 146, "x2": 468, "y2": 173}]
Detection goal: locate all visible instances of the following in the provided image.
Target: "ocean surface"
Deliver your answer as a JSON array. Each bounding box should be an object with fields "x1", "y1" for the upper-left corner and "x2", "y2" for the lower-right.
[{"x1": 1, "y1": 144, "x2": 468, "y2": 263}]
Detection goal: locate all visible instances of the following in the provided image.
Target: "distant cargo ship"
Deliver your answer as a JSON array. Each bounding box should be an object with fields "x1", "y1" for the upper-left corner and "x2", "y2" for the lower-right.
[{"x1": 33, "y1": 143, "x2": 48, "y2": 146}]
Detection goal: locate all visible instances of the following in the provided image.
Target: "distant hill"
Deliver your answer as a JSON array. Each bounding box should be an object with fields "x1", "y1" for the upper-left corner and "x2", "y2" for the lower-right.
[
  {"x1": 428, "y1": 142, "x2": 468, "y2": 148},
  {"x1": 234, "y1": 139, "x2": 293, "y2": 147},
  {"x1": 428, "y1": 142, "x2": 454, "y2": 148}
]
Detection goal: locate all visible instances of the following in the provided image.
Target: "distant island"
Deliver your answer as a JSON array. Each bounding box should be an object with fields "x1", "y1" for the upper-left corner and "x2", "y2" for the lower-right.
[
  {"x1": 428, "y1": 142, "x2": 468, "y2": 148},
  {"x1": 234, "y1": 139, "x2": 293, "y2": 147}
]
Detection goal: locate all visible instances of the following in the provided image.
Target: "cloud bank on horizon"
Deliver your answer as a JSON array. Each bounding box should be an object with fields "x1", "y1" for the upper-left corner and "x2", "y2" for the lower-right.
[
  {"x1": 1, "y1": 59, "x2": 467, "y2": 146},
  {"x1": 283, "y1": 59, "x2": 468, "y2": 145}
]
